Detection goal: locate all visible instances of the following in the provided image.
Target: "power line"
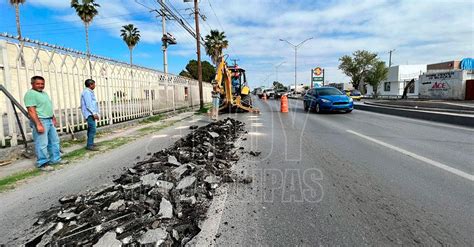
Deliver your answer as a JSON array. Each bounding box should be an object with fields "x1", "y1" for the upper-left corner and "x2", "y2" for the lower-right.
[{"x1": 208, "y1": 0, "x2": 224, "y2": 31}]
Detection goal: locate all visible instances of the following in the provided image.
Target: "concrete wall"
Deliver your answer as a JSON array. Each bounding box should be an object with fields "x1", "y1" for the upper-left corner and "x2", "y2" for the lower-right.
[{"x1": 419, "y1": 70, "x2": 467, "y2": 100}]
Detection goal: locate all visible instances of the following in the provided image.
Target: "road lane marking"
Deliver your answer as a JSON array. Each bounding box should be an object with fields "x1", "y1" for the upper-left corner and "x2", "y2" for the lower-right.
[
  {"x1": 175, "y1": 125, "x2": 190, "y2": 130},
  {"x1": 346, "y1": 130, "x2": 474, "y2": 182},
  {"x1": 188, "y1": 185, "x2": 229, "y2": 246}
]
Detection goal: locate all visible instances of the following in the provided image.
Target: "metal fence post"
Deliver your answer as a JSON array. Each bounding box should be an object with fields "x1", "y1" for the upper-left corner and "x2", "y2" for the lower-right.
[
  {"x1": 1, "y1": 40, "x2": 18, "y2": 146},
  {"x1": 148, "y1": 80, "x2": 153, "y2": 115}
]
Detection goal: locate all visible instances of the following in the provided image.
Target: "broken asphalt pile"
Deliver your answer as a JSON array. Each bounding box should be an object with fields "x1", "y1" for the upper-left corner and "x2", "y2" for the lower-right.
[{"x1": 26, "y1": 118, "x2": 246, "y2": 246}]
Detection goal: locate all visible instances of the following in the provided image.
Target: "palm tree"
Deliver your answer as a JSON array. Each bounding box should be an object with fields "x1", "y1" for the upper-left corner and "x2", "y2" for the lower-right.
[
  {"x1": 9, "y1": 0, "x2": 26, "y2": 39},
  {"x1": 204, "y1": 30, "x2": 228, "y2": 65},
  {"x1": 71, "y1": 0, "x2": 100, "y2": 74},
  {"x1": 120, "y1": 24, "x2": 141, "y2": 67}
]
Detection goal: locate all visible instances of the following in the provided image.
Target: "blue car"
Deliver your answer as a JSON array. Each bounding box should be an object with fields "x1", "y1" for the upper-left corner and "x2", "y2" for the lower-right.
[{"x1": 303, "y1": 87, "x2": 353, "y2": 113}]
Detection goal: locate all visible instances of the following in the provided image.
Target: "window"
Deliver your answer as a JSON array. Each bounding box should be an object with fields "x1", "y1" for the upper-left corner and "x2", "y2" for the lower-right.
[
  {"x1": 384, "y1": 82, "x2": 391, "y2": 92},
  {"x1": 316, "y1": 88, "x2": 343, "y2": 96}
]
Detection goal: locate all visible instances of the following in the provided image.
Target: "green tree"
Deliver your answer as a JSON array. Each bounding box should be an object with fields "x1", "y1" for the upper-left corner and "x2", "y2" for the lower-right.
[
  {"x1": 71, "y1": 0, "x2": 100, "y2": 71},
  {"x1": 366, "y1": 61, "x2": 389, "y2": 97},
  {"x1": 338, "y1": 50, "x2": 378, "y2": 91},
  {"x1": 273, "y1": 81, "x2": 287, "y2": 90},
  {"x1": 120, "y1": 24, "x2": 140, "y2": 67},
  {"x1": 9, "y1": 0, "x2": 26, "y2": 39},
  {"x1": 204, "y1": 30, "x2": 229, "y2": 65},
  {"x1": 179, "y1": 60, "x2": 215, "y2": 82}
]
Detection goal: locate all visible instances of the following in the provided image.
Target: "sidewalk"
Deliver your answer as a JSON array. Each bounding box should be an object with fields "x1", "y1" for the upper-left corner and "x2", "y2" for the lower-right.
[{"x1": 0, "y1": 111, "x2": 198, "y2": 180}]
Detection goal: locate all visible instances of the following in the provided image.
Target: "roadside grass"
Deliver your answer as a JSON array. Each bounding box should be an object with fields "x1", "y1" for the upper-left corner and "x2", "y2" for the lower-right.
[
  {"x1": 0, "y1": 169, "x2": 41, "y2": 192},
  {"x1": 139, "y1": 114, "x2": 164, "y2": 124},
  {"x1": 137, "y1": 120, "x2": 178, "y2": 133},
  {"x1": 195, "y1": 103, "x2": 212, "y2": 115},
  {"x1": 0, "y1": 115, "x2": 186, "y2": 192}
]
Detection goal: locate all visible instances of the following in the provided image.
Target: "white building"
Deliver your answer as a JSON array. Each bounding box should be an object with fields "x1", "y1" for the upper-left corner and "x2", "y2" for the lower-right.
[{"x1": 366, "y1": 64, "x2": 427, "y2": 97}]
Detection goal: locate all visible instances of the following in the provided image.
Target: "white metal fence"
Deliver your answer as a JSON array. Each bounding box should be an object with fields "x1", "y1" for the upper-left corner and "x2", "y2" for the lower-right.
[{"x1": 0, "y1": 35, "x2": 211, "y2": 147}]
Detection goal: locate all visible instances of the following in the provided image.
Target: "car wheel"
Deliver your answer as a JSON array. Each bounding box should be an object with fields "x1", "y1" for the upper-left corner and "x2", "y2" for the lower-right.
[
  {"x1": 304, "y1": 102, "x2": 309, "y2": 112},
  {"x1": 345, "y1": 110, "x2": 352, "y2": 113},
  {"x1": 315, "y1": 103, "x2": 321, "y2": 114}
]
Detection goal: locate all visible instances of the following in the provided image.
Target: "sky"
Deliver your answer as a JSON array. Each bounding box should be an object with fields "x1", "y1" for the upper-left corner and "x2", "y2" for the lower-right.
[{"x1": 1, "y1": 0, "x2": 473, "y2": 88}]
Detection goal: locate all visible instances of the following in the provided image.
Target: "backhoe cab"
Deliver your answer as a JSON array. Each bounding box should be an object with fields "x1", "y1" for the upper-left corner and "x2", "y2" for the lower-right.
[{"x1": 213, "y1": 59, "x2": 259, "y2": 113}]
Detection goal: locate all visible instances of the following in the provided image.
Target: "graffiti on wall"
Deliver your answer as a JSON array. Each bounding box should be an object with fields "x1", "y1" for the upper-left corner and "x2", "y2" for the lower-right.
[{"x1": 419, "y1": 71, "x2": 464, "y2": 100}]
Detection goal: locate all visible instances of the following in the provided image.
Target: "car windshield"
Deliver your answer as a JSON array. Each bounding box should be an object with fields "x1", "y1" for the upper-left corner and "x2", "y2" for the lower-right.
[
  {"x1": 317, "y1": 88, "x2": 343, "y2": 96},
  {"x1": 351, "y1": 90, "x2": 361, "y2": 96}
]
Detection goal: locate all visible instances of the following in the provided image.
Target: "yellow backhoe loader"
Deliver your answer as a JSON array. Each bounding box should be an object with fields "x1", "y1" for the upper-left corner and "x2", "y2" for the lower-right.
[{"x1": 213, "y1": 58, "x2": 259, "y2": 113}]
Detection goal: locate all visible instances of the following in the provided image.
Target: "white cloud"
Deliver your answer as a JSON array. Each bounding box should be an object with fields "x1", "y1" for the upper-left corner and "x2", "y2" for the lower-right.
[{"x1": 17, "y1": 0, "x2": 474, "y2": 87}]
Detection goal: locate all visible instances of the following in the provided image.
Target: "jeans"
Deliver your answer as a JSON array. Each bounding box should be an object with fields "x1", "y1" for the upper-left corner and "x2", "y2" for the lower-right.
[
  {"x1": 30, "y1": 118, "x2": 61, "y2": 167},
  {"x1": 86, "y1": 116, "x2": 97, "y2": 148}
]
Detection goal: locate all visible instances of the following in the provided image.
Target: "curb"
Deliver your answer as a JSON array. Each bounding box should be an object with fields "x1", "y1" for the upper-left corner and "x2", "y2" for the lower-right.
[
  {"x1": 363, "y1": 101, "x2": 474, "y2": 115},
  {"x1": 354, "y1": 104, "x2": 474, "y2": 127}
]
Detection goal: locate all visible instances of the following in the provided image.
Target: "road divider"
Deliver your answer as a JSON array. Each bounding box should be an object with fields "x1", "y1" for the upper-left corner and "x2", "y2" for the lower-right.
[
  {"x1": 346, "y1": 129, "x2": 474, "y2": 182},
  {"x1": 354, "y1": 103, "x2": 474, "y2": 127}
]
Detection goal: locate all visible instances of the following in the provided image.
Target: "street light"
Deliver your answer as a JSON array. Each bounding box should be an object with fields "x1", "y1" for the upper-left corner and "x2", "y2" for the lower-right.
[
  {"x1": 275, "y1": 61, "x2": 285, "y2": 83},
  {"x1": 279, "y1": 37, "x2": 313, "y2": 94}
]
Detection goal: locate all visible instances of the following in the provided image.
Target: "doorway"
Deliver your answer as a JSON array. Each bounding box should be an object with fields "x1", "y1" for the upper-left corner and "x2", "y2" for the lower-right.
[{"x1": 466, "y1": 80, "x2": 474, "y2": 100}]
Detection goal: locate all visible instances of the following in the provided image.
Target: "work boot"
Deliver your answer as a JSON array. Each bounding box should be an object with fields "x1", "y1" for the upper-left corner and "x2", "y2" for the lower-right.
[
  {"x1": 50, "y1": 160, "x2": 69, "y2": 165},
  {"x1": 86, "y1": 146, "x2": 100, "y2": 151},
  {"x1": 39, "y1": 165, "x2": 54, "y2": 171}
]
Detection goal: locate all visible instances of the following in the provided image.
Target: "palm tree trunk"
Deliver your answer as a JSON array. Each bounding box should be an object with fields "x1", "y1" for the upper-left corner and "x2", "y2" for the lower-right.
[
  {"x1": 129, "y1": 47, "x2": 133, "y2": 66},
  {"x1": 15, "y1": 4, "x2": 22, "y2": 39},
  {"x1": 85, "y1": 22, "x2": 92, "y2": 78}
]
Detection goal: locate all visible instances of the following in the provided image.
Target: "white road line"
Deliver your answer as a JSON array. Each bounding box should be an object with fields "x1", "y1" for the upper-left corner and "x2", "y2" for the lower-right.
[
  {"x1": 187, "y1": 186, "x2": 229, "y2": 246},
  {"x1": 346, "y1": 130, "x2": 474, "y2": 182}
]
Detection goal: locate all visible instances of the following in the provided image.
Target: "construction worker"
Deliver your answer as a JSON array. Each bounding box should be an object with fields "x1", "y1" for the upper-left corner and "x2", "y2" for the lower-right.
[{"x1": 211, "y1": 84, "x2": 220, "y2": 121}]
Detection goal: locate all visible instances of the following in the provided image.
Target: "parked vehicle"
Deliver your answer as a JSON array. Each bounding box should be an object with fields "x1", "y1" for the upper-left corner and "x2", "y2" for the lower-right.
[
  {"x1": 344, "y1": 89, "x2": 362, "y2": 101},
  {"x1": 274, "y1": 89, "x2": 287, "y2": 99},
  {"x1": 263, "y1": 89, "x2": 275, "y2": 98},
  {"x1": 253, "y1": 88, "x2": 263, "y2": 96},
  {"x1": 303, "y1": 87, "x2": 353, "y2": 113}
]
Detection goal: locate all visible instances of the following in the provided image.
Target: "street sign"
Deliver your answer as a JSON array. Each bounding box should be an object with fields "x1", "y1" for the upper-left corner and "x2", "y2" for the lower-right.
[{"x1": 311, "y1": 67, "x2": 324, "y2": 87}]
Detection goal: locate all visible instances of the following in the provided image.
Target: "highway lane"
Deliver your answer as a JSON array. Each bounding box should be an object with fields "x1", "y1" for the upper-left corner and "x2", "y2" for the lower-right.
[{"x1": 214, "y1": 97, "x2": 473, "y2": 245}]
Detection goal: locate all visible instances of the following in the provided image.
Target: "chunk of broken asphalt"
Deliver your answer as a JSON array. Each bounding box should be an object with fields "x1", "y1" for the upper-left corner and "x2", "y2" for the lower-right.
[
  {"x1": 93, "y1": 231, "x2": 122, "y2": 247},
  {"x1": 167, "y1": 155, "x2": 181, "y2": 166},
  {"x1": 138, "y1": 228, "x2": 168, "y2": 245},
  {"x1": 159, "y1": 198, "x2": 173, "y2": 219},
  {"x1": 249, "y1": 151, "x2": 261, "y2": 156},
  {"x1": 25, "y1": 118, "x2": 246, "y2": 246},
  {"x1": 176, "y1": 176, "x2": 196, "y2": 190}
]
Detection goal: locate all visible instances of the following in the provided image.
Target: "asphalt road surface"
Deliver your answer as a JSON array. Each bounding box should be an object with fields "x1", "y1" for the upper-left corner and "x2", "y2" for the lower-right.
[
  {"x1": 211, "y1": 97, "x2": 473, "y2": 246},
  {"x1": 1, "y1": 98, "x2": 473, "y2": 245}
]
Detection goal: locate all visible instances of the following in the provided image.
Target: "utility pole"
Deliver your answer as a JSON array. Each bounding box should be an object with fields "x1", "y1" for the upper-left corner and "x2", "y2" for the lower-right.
[
  {"x1": 193, "y1": 0, "x2": 204, "y2": 110},
  {"x1": 280, "y1": 37, "x2": 313, "y2": 94},
  {"x1": 160, "y1": 0, "x2": 168, "y2": 74},
  {"x1": 389, "y1": 49, "x2": 395, "y2": 67}
]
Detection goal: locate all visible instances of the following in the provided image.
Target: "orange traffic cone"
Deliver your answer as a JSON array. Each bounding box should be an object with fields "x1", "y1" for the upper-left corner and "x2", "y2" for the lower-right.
[{"x1": 281, "y1": 95, "x2": 288, "y2": 112}]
